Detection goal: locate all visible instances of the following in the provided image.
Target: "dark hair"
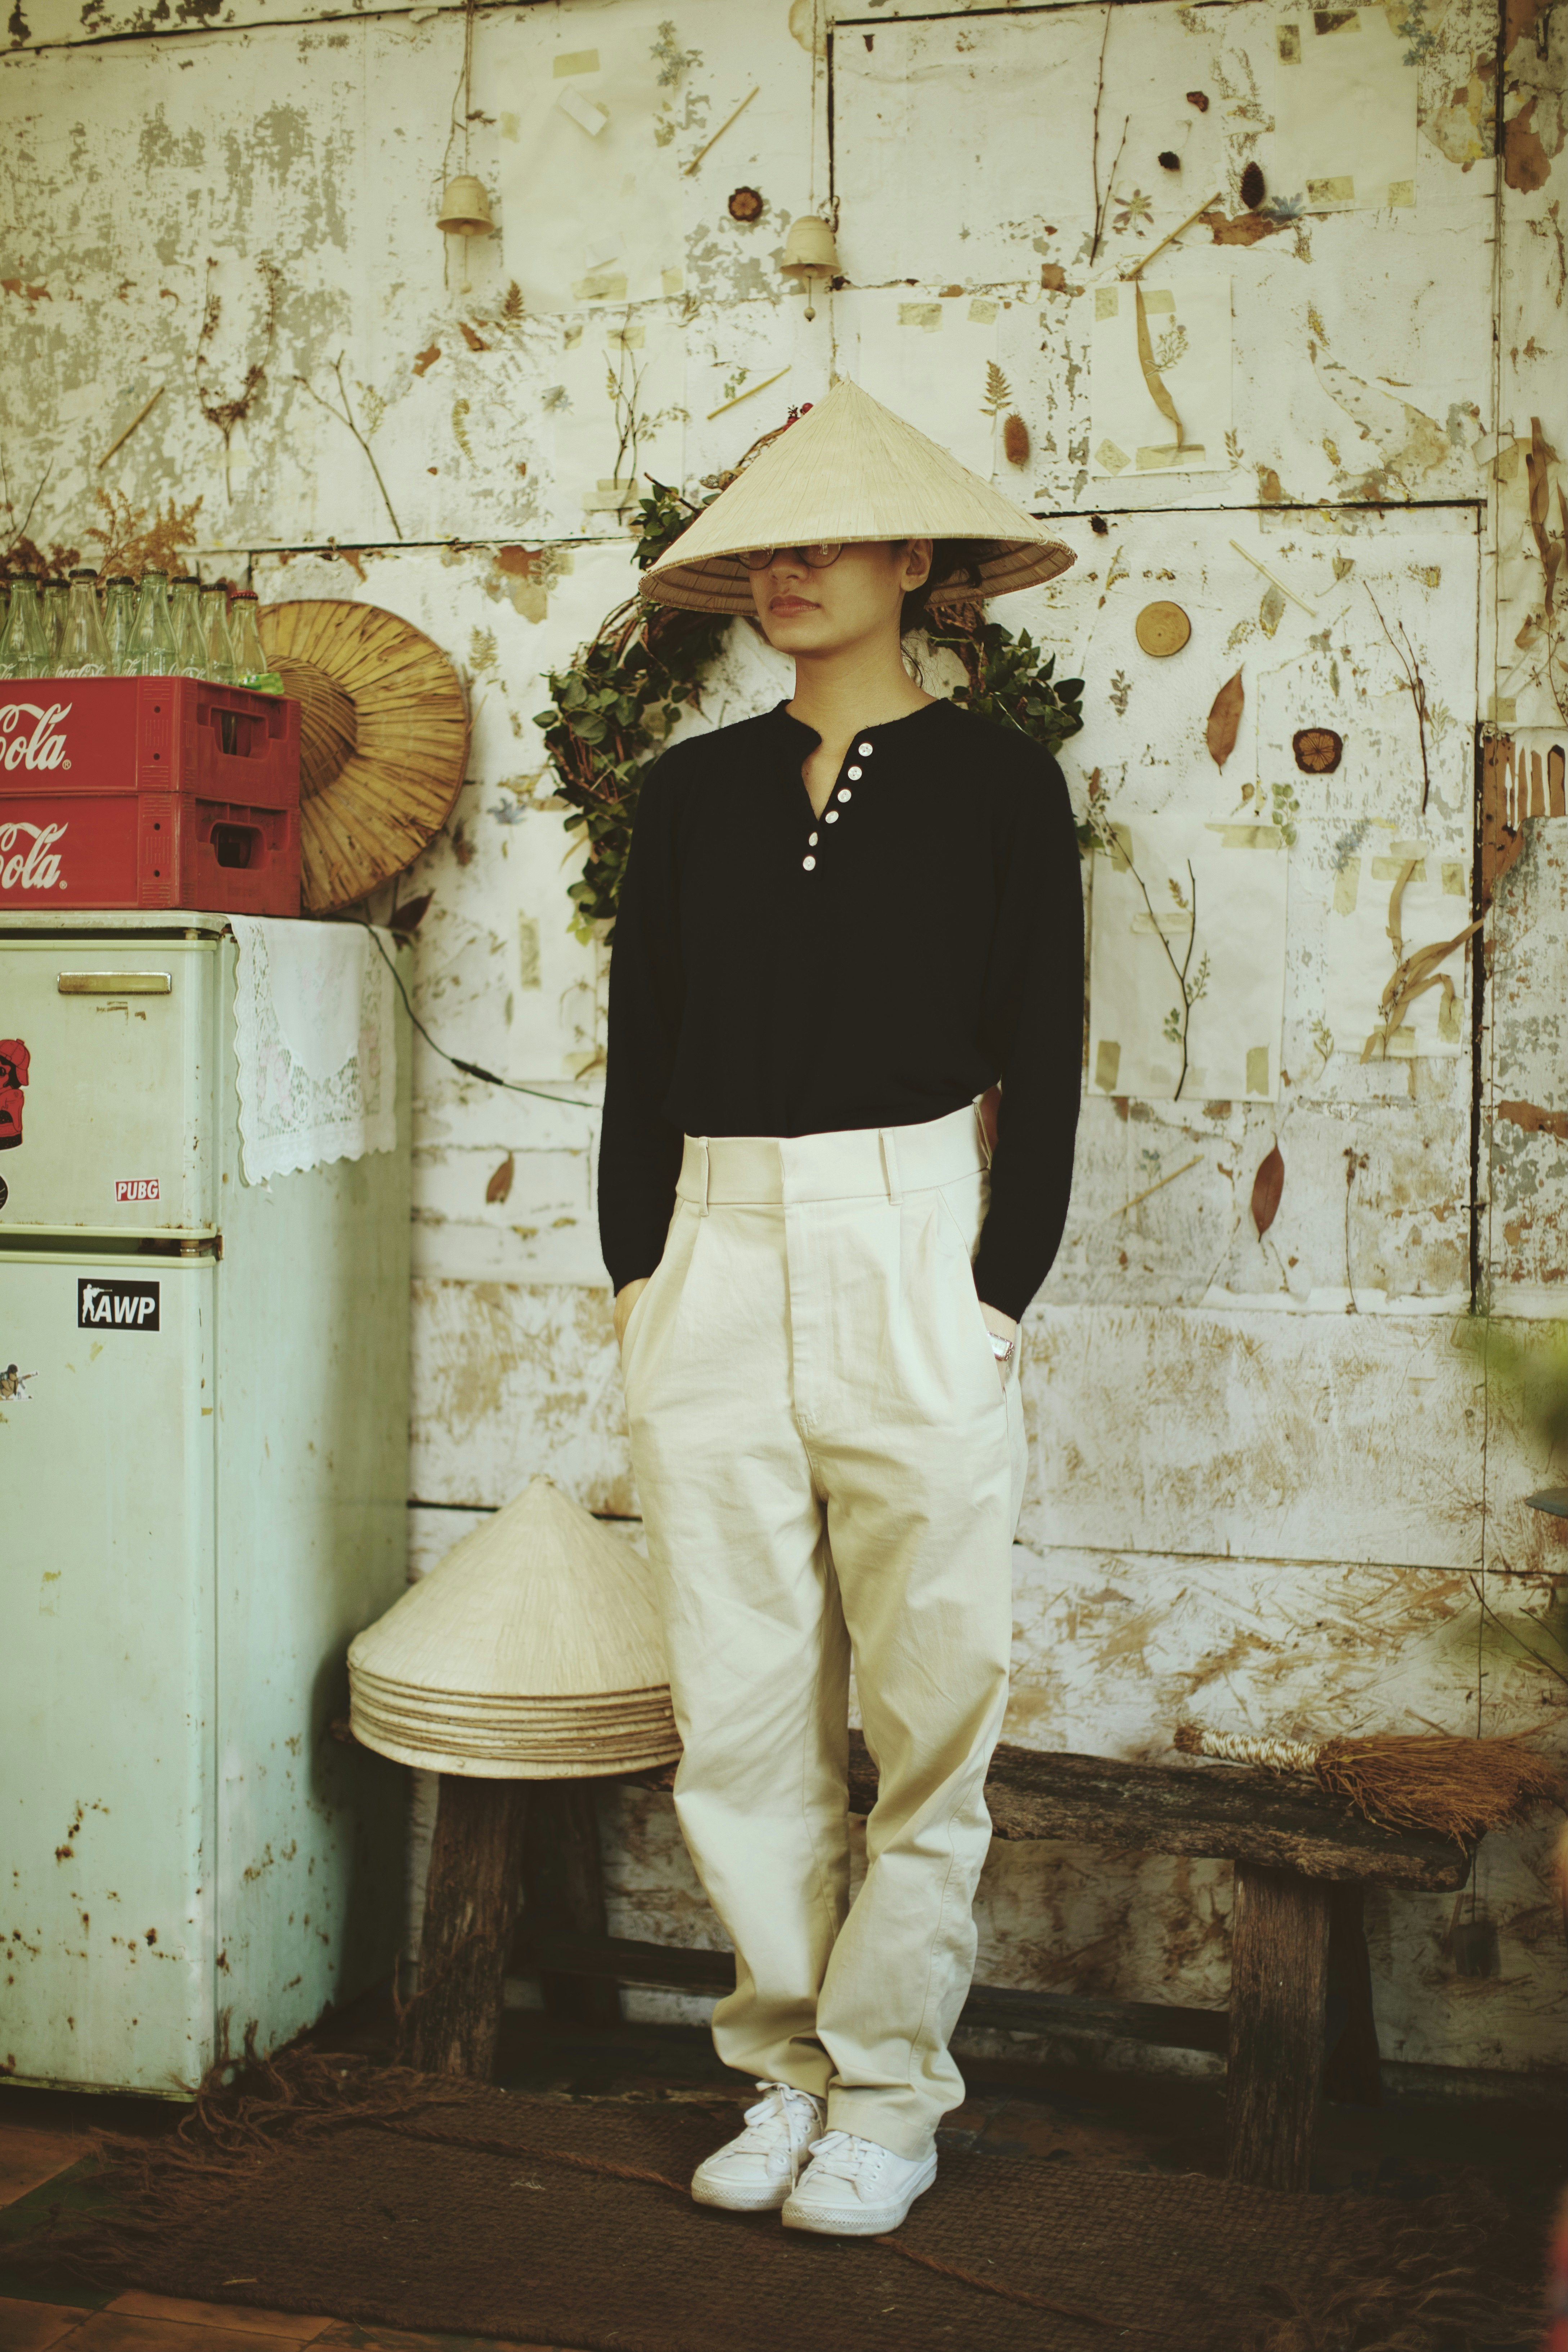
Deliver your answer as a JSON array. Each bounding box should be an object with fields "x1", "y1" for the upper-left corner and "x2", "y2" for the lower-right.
[{"x1": 900, "y1": 539, "x2": 987, "y2": 637}]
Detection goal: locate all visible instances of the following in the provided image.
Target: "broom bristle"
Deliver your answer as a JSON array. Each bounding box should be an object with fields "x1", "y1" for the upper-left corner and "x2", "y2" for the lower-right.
[
  {"x1": 1315, "y1": 1733, "x2": 1566, "y2": 1843},
  {"x1": 1173, "y1": 1722, "x2": 1203, "y2": 1755}
]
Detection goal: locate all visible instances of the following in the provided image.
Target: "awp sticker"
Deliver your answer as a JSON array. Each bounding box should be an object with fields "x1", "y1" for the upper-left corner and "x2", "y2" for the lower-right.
[{"x1": 77, "y1": 1279, "x2": 160, "y2": 1331}]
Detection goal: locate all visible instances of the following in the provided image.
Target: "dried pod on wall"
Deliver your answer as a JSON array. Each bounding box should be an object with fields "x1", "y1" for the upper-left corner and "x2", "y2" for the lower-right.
[
  {"x1": 1158, "y1": 150, "x2": 1181, "y2": 171},
  {"x1": 1240, "y1": 161, "x2": 1266, "y2": 211},
  {"x1": 1250, "y1": 1144, "x2": 1284, "y2": 1238},
  {"x1": 728, "y1": 186, "x2": 764, "y2": 222},
  {"x1": 486, "y1": 1154, "x2": 515, "y2": 1205},
  {"x1": 1293, "y1": 727, "x2": 1344, "y2": 774},
  {"x1": 1002, "y1": 413, "x2": 1030, "y2": 467},
  {"x1": 1187, "y1": 89, "x2": 1210, "y2": 110},
  {"x1": 1090, "y1": 514, "x2": 1110, "y2": 536}
]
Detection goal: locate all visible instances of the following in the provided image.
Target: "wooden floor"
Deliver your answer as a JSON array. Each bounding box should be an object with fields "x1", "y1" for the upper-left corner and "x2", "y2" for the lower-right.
[{"x1": 2, "y1": 2002, "x2": 1560, "y2": 2352}]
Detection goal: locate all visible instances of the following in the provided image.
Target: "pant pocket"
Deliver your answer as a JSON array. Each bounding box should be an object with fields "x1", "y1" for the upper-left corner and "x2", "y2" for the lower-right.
[{"x1": 930, "y1": 1176, "x2": 1007, "y2": 1398}]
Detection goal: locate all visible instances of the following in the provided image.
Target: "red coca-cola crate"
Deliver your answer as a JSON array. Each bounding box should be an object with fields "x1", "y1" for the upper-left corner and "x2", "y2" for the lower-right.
[{"x1": 0, "y1": 674, "x2": 301, "y2": 915}]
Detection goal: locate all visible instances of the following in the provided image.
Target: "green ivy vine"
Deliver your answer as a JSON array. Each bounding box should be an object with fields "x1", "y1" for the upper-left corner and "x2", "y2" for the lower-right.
[{"x1": 536, "y1": 472, "x2": 1084, "y2": 944}]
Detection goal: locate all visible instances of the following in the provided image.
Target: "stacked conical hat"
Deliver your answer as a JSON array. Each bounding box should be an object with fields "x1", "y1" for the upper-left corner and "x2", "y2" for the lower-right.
[
  {"x1": 641, "y1": 376, "x2": 1076, "y2": 615},
  {"x1": 348, "y1": 1472, "x2": 681, "y2": 1779}
]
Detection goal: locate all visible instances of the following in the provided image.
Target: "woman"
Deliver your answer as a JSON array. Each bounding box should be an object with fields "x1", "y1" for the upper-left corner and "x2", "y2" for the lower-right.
[{"x1": 598, "y1": 380, "x2": 1082, "y2": 2237}]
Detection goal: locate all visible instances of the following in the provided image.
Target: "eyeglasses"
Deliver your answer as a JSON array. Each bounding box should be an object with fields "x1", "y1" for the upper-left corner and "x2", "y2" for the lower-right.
[{"x1": 740, "y1": 543, "x2": 844, "y2": 572}]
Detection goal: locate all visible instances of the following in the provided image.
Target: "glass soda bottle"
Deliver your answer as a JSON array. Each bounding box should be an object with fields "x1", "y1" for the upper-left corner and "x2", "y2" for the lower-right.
[
  {"x1": 200, "y1": 584, "x2": 238, "y2": 685},
  {"x1": 126, "y1": 568, "x2": 178, "y2": 676},
  {"x1": 103, "y1": 576, "x2": 137, "y2": 673},
  {"x1": 40, "y1": 580, "x2": 68, "y2": 672},
  {"x1": 169, "y1": 576, "x2": 205, "y2": 677},
  {"x1": 226, "y1": 590, "x2": 282, "y2": 692},
  {"x1": 55, "y1": 568, "x2": 112, "y2": 677},
  {"x1": 0, "y1": 577, "x2": 50, "y2": 678}
]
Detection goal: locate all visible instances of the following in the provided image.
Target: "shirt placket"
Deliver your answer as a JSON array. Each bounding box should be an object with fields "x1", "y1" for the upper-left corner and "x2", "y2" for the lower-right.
[{"x1": 801, "y1": 736, "x2": 874, "y2": 872}]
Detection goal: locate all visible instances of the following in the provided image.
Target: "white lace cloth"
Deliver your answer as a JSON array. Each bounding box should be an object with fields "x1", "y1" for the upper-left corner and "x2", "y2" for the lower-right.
[{"x1": 230, "y1": 917, "x2": 397, "y2": 1183}]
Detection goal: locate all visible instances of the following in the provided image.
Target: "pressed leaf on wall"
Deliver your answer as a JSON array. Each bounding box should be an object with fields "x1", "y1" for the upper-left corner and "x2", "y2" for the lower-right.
[
  {"x1": 486, "y1": 1153, "x2": 515, "y2": 1206},
  {"x1": 1133, "y1": 283, "x2": 1184, "y2": 450},
  {"x1": 1250, "y1": 1143, "x2": 1284, "y2": 1237},
  {"x1": 1003, "y1": 413, "x2": 1030, "y2": 467},
  {"x1": 1206, "y1": 671, "x2": 1245, "y2": 768}
]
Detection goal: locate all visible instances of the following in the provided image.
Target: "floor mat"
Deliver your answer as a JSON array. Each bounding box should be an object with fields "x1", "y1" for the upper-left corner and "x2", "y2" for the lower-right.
[{"x1": 9, "y1": 2047, "x2": 1539, "y2": 2352}]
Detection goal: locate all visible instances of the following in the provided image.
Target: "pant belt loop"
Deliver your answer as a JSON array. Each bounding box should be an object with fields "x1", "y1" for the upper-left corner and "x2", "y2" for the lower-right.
[
  {"x1": 879, "y1": 1126, "x2": 902, "y2": 1207},
  {"x1": 974, "y1": 1095, "x2": 995, "y2": 1170},
  {"x1": 697, "y1": 1135, "x2": 711, "y2": 1216}
]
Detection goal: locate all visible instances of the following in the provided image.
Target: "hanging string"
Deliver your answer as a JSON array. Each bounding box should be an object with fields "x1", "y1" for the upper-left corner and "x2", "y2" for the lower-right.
[{"x1": 359, "y1": 923, "x2": 598, "y2": 1112}]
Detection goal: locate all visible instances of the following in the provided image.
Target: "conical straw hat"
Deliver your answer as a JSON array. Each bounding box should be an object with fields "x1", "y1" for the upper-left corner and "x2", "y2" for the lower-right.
[
  {"x1": 641, "y1": 377, "x2": 1075, "y2": 616},
  {"x1": 348, "y1": 1471, "x2": 672, "y2": 1701},
  {"x1": 257, "y1": 599, "x2": 469, "y2": 914}
]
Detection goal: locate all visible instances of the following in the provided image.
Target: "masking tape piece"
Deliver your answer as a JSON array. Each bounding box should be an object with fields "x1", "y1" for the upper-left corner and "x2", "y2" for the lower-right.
[
  {"x1": 556, "y1": 84, "x2": 610, "y2": 135},
  {"x1": 661, "y1": 268, "x2": 685, "y2": 297},
  {"x1": 554, "y1": 48, "x2": 601, "y2": 75},
  {"x1": 1371, "y1": 854, "x2": 1425, "y2": 881},
  {"x1": 1096, "y1": 439, "x2": 1131, "y2": 473},
  {"x1": 1095, "y1": 1040, "x2": 1122, "y2": 1092},
  {"x1": 898, "y1": 302, "x2": 944, "y2": 330},
  {"x1": 968, "y1": 297, "x2": 998, "y2": 323},
  {"x1": 1137, "y1": 443, "x2": 1207, "y2": 469},
  {"x1": 1095, "y1": 287, "x2": 1120, "y2": 320},
  {"x1": 1140, "y1": 288, "x2": 1176, "y2": 313},
  {"x1": 1245, "y1": 1045, "x2": 1271, "y2": 1096},
  {"x1": 572, "y1": 270, "x2": 628, "y2": 301},
  {"x1": 1333, "y1": 862, "x2": 1360, "y2": 915},
  {"x1": 1210, "y1": 824, "x2": 1285, "y2": 848},
  {"x1": 1441, "y1": 863, "x2": 1466, "y2": 896}
]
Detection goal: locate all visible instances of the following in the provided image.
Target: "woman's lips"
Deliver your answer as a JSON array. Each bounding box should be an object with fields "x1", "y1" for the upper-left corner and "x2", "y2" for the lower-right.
[{"x1": 769, "y1": 595, "x2": 816, "y2": 614}]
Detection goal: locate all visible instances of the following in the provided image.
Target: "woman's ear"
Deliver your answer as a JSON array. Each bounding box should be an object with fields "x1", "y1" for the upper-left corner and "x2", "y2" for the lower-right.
[{"x1": 902, "y1": 536, "x2": 935, "y2": 591}]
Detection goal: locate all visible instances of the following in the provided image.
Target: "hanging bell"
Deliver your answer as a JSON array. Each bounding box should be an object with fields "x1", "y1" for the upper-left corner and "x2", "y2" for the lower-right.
[
  {"x1": 779, "y1": 213, "x2": 838, "y2": 318},
  {"x1": 436, "y1": 175, "x2": 495, "y2": 237}
]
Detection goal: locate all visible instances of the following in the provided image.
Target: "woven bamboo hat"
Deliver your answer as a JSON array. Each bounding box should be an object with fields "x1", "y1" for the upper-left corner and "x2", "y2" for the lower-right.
[
  {"x1": 257, "y1": 599, "x2": 469, "y2": 914},
  {"x1": 347, "y1": 1472, "x2": 681, "y2": 1780},
  {"x1": 641, "y1": 377, "x2": 1075, "y2": 615}
]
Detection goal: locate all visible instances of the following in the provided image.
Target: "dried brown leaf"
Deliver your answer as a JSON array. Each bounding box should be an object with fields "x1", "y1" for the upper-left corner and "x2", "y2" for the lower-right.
[
  {"x1": 459, "y1": 321, "x2": 490, "y2": 352},
  {"x1": 1250, "y1": 1143, "x2": 1284, "y2": 1237},
  {"x1": 1002, "y1": 413, "x2": 1030, "y2": 467},
  {"x1": 1206, "y1": 671, "x2": 1244, "y2": 768},
  {"x1": 486, "y1": 1153, "x2": 515, "y2": 1205},
  {"x1": 412, "y1": 344, "x2": 441, "y2": 377}
]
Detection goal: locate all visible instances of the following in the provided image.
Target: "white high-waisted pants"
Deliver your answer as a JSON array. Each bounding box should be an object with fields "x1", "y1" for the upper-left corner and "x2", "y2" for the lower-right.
[{"x1": 619, "y1": 1101, "x2": 1029, "y2": 2158}]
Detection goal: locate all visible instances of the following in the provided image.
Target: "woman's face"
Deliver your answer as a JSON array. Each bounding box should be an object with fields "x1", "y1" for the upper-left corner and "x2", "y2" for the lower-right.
[{"x1": 747, "y1": 538, "x2": 934, "y2": 656}]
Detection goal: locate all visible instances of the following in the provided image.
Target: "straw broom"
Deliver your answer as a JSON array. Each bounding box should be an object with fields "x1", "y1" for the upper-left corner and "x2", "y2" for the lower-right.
[{"x1": 1174, "y1": 1722, "x2": 1565, "y2": 1843}]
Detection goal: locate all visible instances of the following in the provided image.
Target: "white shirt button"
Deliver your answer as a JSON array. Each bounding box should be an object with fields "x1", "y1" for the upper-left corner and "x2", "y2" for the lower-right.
[
  {"x1": 837, "y1": 787, "x2": 852, "y2": 802},
  {"x1": 858, "y1": 741, "x2": 873, "y2": 756},
  {"x1": 802, "y1": 854, "x2": 816, "y2": 869},
  {"x1": 808, "y1": 831, "x2": 818, "y2": 845},
  {"x1": 847, "y1": 765, "x2": 862, "y2": 780},
  {"x1": 826, "y1": 810, "x2": 839, "y2": 822}
]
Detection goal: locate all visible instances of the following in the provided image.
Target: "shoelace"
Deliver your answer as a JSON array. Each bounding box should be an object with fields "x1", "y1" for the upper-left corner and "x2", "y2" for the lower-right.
[
  {"x1": 800, "y1": 2128, "x2": 882, "y2": 2191},
  {"x1": 736, "y1": 2081, "x2": 819, "y2": 2190}
]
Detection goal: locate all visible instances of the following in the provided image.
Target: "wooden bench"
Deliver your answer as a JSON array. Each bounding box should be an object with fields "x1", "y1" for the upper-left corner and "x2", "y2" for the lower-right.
[{"x1": 405, "y1": 1733, "x2": 1475, "y2": 2194}]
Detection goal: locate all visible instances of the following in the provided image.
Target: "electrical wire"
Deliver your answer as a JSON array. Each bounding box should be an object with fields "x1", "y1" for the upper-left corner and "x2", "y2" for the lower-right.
[{"x1": 359, "y1": 921, "x2": 598, "y2": 1111}]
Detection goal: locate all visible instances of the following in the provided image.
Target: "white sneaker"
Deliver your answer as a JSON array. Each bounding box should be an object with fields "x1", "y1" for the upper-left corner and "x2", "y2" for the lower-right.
[
  {"x1": 782, "y1": 2129, "x2": 938, "y2": 2236},
  {"x1": 690, "y1": 2081, "x2": 826, "y2": 2213}
]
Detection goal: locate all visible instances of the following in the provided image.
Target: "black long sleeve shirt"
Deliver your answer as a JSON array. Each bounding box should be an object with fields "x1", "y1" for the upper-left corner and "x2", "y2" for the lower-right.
[{"x1": 597, "y1": 697, "x2": 1084, "y2": 1326}]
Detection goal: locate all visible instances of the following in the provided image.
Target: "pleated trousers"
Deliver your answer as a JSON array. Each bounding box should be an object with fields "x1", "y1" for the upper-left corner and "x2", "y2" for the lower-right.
[{"x1": 619, "y1": 1101, "x2": 1029, "y2": 2158}]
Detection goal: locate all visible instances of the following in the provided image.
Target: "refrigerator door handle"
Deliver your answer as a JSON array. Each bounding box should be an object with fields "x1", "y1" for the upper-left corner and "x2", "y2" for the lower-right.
[{"x1": 57, "y1": 972, "x2": 172, "y2": 995}]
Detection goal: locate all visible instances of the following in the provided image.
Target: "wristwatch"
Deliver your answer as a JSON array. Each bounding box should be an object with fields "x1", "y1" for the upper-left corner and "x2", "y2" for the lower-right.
[{"x1": 988, "y1": 1329, "x2": 1016, "y2": 1364}]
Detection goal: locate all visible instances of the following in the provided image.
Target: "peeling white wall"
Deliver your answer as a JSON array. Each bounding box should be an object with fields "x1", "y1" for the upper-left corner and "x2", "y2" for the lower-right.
[{"x1": 4, "y1": 0, "x2": 1563, "y2": 2078}]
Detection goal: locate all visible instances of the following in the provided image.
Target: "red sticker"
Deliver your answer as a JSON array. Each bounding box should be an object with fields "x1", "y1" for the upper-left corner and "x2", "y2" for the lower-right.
[
  {"x1": 0, "y1": 1038, "x2": 28, "y2": 1151},
  {"x1": 114, "y1": 1178, "x2": 160, "y2": 1202}
]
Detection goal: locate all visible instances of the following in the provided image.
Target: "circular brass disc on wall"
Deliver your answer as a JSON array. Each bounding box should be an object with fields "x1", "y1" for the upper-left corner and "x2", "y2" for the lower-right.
[
  {"x1": 258, "y1": 600, "x2": 469, "y2": 914},
  {"x1": 1135, "y1": 600, "x2": 1192, "y2": 657}
]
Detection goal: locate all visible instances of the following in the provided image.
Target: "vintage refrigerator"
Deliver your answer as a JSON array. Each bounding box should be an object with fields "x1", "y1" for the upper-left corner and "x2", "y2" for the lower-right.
[{"x1": 0, "y1": 908, "x2": 411, "y2": 2093}]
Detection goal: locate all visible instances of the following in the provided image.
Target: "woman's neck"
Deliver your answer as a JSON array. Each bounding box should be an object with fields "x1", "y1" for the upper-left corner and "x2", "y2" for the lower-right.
[{"x1": 786, "y1": 636, "x2": 934, "y2": 766}]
